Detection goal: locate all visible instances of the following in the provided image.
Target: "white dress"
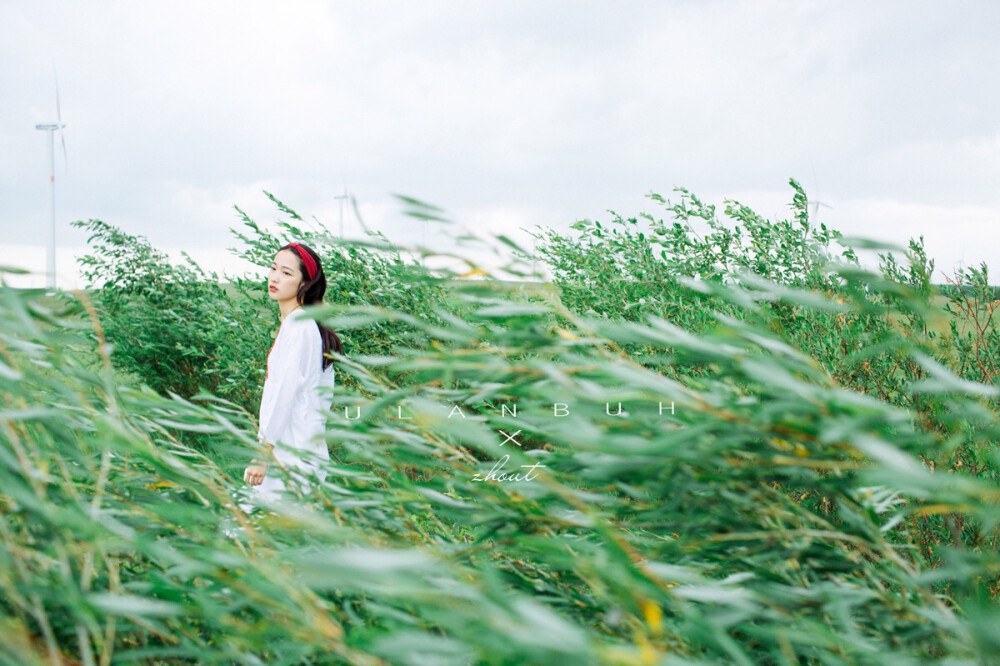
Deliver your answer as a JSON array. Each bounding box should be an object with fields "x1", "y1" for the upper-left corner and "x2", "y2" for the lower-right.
[{"x1": 248, "y1": 306, "x2": 336, "y2": 503}]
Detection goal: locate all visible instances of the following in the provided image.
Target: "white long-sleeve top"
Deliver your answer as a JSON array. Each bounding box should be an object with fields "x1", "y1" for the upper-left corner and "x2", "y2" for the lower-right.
[{"x1": 257, "y1": 306, "x2": 335, "y2": 484}]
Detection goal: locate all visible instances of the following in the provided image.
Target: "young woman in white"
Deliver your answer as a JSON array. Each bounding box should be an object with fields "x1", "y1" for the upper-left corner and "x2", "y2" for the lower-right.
[{"x1": 243, "y1": 242, "x2": 342, "y2": 501}]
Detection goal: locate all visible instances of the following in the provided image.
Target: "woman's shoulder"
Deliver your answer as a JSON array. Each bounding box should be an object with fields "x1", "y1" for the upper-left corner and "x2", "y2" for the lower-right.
[
  {"x1": 284, "y1": 307, "x2": 314, "y2": 324},
  {"x1": 281, "y1": 308, "x2": 320, "y2": 337}
]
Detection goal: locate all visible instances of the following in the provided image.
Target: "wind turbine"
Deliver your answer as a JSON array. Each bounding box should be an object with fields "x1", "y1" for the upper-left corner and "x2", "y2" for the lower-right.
[
  {"x1": 35, "y1": 72, "x2": 67, "y2": 290},
  {"x1": 331, "y1": 188, "x2": 372, "y2": 237},
  {"x1": 809, "y1": 197, "x2": 833, "y2": 227},
  {"x1": 349, "y1": 192, "x2": 370, "y2": 235},
  {"x1": 333, "y1": 187, "x2": 349, "y2": 237},
  {"x1": 806, "y1": 167, "x2": 832, "y2": 230}
]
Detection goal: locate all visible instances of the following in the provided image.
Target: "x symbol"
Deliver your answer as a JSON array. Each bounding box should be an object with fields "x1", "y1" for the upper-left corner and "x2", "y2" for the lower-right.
[{"x1": 498, "y1": 429, "x2": 523, "y2": 447}]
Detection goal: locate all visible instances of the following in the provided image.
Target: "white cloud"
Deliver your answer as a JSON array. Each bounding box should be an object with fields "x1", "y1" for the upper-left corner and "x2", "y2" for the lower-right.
[
  {"x1": 860, "y1": 132, "x2": 1000, "y2": 205},
  {"x1": 0, "y1": 244, "x2": 89, "y2": 290},
  {"x1": 3, "y1": 0, "x2": 999, "y2": 287},
  {"x1": 834, "y1": 198, "x2": 1000, "y2": 278}
]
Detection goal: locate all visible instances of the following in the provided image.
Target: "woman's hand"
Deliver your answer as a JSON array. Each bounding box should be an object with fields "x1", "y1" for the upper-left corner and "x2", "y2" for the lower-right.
[{"x1": 244, "y1": 461, "x2": 268, "y2": 486}]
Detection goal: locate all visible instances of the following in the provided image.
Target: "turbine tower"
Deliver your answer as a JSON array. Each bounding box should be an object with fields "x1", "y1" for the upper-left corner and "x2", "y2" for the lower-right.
[{"x1": 35, "y1": 75, "x2": 66, "y2": 290}]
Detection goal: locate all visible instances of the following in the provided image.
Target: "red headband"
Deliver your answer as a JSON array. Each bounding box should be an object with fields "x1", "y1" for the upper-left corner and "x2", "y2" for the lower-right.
[{"x1": 287, "y1": 243, "x2": 317, "y2": 280}]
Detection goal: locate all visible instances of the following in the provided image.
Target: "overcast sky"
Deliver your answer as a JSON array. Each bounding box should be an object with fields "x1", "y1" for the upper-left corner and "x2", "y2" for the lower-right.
[{"x1": 3, "y1": 0, "x2": 999, "y2": 289}]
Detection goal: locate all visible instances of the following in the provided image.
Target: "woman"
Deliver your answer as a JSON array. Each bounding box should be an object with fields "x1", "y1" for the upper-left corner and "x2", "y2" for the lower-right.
[{"x1": 243, "y1": 242, "x2": 343, "y2": 500}]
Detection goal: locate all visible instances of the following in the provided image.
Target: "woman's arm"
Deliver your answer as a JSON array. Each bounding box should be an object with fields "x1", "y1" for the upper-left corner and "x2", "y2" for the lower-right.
[
  {"x1": 247, "y1": 318, "x2": 320, "y2": 484},
  {"x1": 257, "y1": 320, "x2": 317, "y2": 448}
]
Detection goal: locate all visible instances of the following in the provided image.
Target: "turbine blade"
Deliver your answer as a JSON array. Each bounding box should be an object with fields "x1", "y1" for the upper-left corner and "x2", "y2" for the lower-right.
[
  {"x1": 54, "y1": 70, "x2": 62, "y2": 125},
  {"x1": 54, "y1": 68, "x2": 68, "y2": 173},
  {"x1": 60, "y1": 130, "x2": 68, "y2": 174},
  {"x1": 350, "y1": 194, "x2": 372, "y2": 234}
]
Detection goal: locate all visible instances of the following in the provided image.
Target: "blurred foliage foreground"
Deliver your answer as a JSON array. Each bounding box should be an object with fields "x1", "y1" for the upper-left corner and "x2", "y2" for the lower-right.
[{"x1": 4, "y1": 182, "x2": 1000, "y2": 665}]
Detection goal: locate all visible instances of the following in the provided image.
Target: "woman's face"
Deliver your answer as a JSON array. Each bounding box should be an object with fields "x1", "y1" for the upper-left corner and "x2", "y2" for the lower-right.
[{"x1": 268, "y1": 249, "x2": 304, "y2": 302}]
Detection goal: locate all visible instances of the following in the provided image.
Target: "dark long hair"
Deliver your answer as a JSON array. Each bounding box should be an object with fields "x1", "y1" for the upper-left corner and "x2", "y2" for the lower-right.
[{"x1": 279, "y1": 242, "x2": 343, "y2": 371}]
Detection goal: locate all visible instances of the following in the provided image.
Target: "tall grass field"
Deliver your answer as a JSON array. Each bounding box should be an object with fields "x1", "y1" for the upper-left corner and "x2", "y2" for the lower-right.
[{"x1": 3, "y1": 180, "x2": 1000, "y2": 665}]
